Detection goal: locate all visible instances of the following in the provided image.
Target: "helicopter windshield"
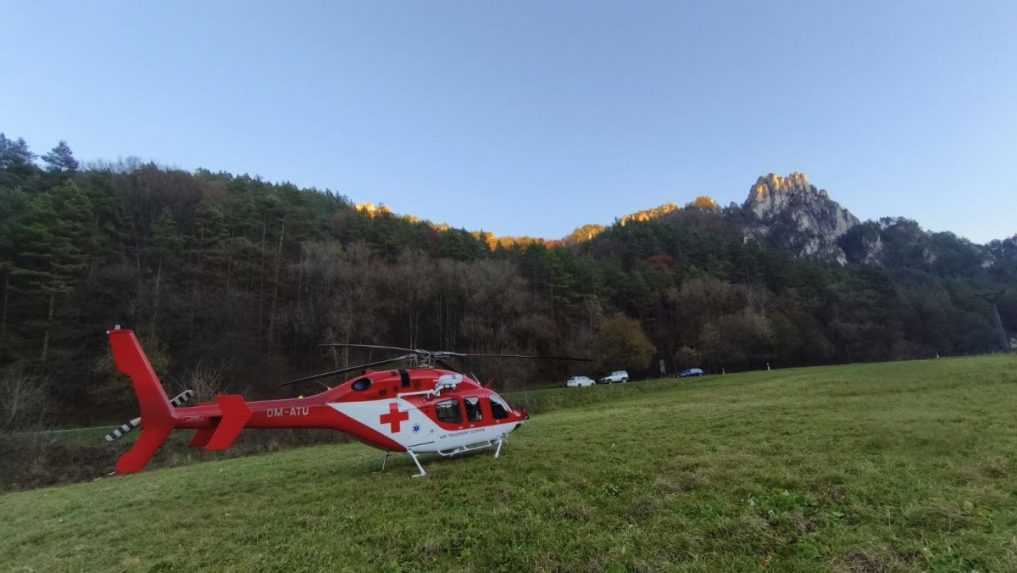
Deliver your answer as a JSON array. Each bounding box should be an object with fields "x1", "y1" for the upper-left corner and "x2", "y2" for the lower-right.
[{"x1": 489, "y1": 393, "x2": 511, "y2": 420}]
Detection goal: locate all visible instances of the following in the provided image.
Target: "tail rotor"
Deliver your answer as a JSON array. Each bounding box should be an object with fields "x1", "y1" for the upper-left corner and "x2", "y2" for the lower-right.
[{"x1": 104, "y1": 390, "x2": 194, "y2": 443}]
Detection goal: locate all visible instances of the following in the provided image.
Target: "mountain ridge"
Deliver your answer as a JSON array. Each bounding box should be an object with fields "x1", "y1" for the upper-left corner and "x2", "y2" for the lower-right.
[{"x1": 354, "y1": 171, "x2": 1013, "y2": 272}]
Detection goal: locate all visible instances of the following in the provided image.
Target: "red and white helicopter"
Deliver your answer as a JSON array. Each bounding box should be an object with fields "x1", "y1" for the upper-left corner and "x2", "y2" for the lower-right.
[{"x1": 105, "y1": 327, "x2": 586, "y2": 477}]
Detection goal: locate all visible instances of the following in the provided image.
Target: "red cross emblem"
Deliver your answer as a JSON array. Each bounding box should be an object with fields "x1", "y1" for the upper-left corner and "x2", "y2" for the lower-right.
[{"x1": 379, "y1": 402, "x2": 409, "y2": 433}]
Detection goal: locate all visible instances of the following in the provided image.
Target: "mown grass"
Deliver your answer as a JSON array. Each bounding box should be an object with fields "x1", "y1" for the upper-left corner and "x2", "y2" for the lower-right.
[{"x1": 3, "y1": 355, "x2": 1017, "y2": 572}]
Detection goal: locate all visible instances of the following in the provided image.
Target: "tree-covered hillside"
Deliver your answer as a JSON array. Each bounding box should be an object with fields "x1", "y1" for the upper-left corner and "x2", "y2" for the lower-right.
[{"x1": 1, "y1": 134, "x2": 1014, "y2": 425}]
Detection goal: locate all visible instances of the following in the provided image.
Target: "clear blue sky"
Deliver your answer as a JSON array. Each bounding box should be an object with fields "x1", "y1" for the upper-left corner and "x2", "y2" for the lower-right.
[{"x1": 3, "y1": 1, "x2": 1015, "y2": 242}]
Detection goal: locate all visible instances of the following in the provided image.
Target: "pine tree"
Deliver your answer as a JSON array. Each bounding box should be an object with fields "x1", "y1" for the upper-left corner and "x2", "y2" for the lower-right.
[
  {"x1": 143, "y1": 208, "x2": 180, "y2": 335},
  {"x1": 42, "y1": 141, "x2": 79, "y2": 173},
  {"x1": 8, "y1": 183, "x2": 96, "y2": 363},
  {"x1": 186, "y1": 201, "x2": 230, "y2": 338},
  {"x1": 0, "y1": 134, "x2": 36, "y2": 174},
  {"x1": 9, "y1": 194, "x2": 59, "y2": 361},
  {"x1": 0, "y1": 188, "x2": 29, "y2": 353}
]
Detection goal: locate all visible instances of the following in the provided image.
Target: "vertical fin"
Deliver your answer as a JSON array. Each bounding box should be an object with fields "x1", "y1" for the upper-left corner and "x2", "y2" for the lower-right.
[
  {"x1": 109, "y1": 329, "x2": 173, "y2": 426},
  {"x1": 115, "y1": 426, "x2": 173, "y2": 474},
  {"x1": 108, "y1": 328, "x2": 176, "y2": 474}
]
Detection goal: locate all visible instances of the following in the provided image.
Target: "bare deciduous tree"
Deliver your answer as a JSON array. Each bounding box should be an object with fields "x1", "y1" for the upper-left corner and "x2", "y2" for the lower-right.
[
  {"x1": 0, "y1": 365, "x2": 46, "y2": 431},
  {"x1": 186, "y1": 362, "x2": 225, "y2": 403}
]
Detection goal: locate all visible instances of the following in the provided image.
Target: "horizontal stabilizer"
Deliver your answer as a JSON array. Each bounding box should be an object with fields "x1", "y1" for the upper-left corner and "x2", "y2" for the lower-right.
[
  {"x1": 204, "y1": 395, "x2": 252, "y2": 451},
  {"x1": 189, "y1": 427, "x2": 215, "y2": 448}
]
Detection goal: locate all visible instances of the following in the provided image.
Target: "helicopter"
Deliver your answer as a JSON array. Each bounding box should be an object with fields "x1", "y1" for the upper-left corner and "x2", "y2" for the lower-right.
[{"x1": 104, "y1": 326, "x2": 587, "y2": 477}]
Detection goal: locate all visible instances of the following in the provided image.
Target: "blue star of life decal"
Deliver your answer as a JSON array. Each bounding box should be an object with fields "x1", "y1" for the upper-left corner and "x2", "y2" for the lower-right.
[{"x1": 412, "y1": 423, "x2": 421, "y2": 433}]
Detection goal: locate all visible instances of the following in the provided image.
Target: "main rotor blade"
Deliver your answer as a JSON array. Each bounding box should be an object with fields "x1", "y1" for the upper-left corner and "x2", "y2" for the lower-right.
[
  {"x1": 434, "y1": 358, "x2": 461, "y2": 372},
  {"x1": 280, "y1": 354, "x2": 416, "y2": 387},
  {"x1": 448, "y1": 353, "x2": 592, "y2": 361},
  {"x1": 318, "y1": 343, "x2": 591, "y2": 362},
  {"x1": 319, "y1": 343, "x2": 419, "y2": 353}
]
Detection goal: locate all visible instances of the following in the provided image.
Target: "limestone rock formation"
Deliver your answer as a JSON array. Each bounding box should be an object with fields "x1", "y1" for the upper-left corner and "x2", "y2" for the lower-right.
[{"x1": 742, "y1": 172, "x2": 859, "y2": 264}]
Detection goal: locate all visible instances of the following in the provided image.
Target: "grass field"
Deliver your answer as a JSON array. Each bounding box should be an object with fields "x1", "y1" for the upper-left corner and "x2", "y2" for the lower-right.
[{"x1": 4, "y1": 355, "x2": 1017, "y2": 572}]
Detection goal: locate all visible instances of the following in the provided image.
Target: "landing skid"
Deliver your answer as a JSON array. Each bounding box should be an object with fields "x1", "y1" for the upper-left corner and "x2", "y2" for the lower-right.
[
  {"x1": 378, "y1": 437, "x2": 507, "y2": 478},
  {"x1": 407, "y1": 450, "x2": 427, "y2": 478}
]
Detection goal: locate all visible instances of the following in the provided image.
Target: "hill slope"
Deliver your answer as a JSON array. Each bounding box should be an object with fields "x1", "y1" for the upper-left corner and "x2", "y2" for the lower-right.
[
  {"x1": 3, "y1": 143, "x2": 1017, "y2": 428},
  {"x1": 4, "y1": 355, "x2": 1017, "y2": 572}
]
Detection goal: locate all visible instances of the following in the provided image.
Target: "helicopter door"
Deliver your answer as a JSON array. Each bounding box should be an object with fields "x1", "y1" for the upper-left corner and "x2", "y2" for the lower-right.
[{"x1": 463, "y1": 397, "x2": 484, "y2": 426}]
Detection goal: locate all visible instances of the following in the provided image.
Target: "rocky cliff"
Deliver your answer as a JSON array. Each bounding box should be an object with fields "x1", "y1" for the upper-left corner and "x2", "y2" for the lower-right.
[
  {"x1": 741, "y1": 172, "x2": 859, "y2": 264},
  {"x1": 735, "y1": 173, "x2": 1014, "y2": 278}
]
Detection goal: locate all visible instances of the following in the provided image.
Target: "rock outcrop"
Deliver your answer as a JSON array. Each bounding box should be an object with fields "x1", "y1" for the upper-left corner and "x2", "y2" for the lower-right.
[
  {"x1": 742, "y1": 172, "x2": 859, "y2": 264},
  {"x1": 618, "y1": 203, "x2": 680, "y2": 226}
]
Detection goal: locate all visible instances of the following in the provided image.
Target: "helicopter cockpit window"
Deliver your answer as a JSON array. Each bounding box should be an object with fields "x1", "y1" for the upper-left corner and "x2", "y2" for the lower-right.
[
  {"x1": 435, "y1": 400, "x2": 462, "y2": 424},
  {"x1": 489, "y1": 394, "x2": 510, "y2": 420},
  {"x1": 351, "y1": 378, "x2": 372, "y2": 391},
  {"x1": 464, "y1": 397, "x2": 483, "y2": 422}
]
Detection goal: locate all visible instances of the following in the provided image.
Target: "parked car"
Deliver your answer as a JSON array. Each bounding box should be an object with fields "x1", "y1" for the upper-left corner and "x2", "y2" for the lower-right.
[
  {"x1": 566, "y1": 375, "x2": 595, "y2": 388},
  {"x1": 679, "y1": 368, "x2": 704, "y2": 378},
  {"x1": 599, "y1": 370, "x2": 629, "y2": 384}
]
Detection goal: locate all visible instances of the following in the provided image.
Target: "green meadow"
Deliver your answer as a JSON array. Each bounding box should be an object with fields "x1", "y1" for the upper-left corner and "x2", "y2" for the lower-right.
[{"x1": 4, "y1": 355, "x2": 1017, "y2": 572}]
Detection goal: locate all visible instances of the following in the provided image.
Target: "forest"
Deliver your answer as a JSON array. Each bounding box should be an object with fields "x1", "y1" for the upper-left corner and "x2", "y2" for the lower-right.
[{"x1": 1, "y1": 133, "x2": 1015, "y2": 427}]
